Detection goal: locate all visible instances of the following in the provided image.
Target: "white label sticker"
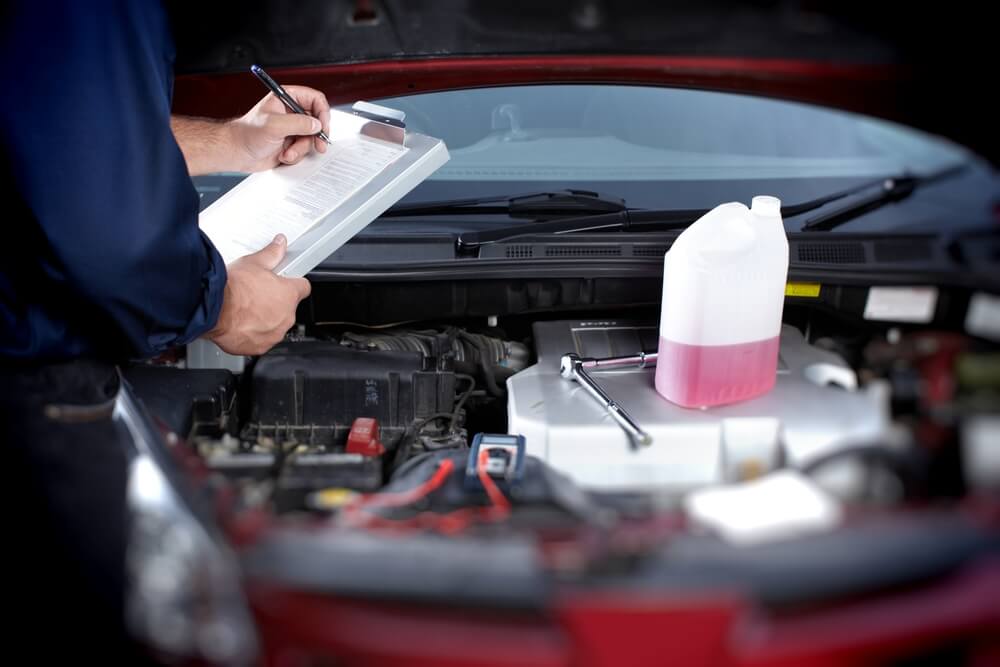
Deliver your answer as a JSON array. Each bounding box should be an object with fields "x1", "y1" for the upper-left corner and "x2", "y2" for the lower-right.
[
  {"x1": 966, "y1": 292, "x2": 1000, "y2": 342},
  {"x1": 864, "y1": 287, "x2": 938, "y2": 323}
]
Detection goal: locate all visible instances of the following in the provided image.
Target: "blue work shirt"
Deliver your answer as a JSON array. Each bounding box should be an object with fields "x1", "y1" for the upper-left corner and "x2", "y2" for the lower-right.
[{"x1": 0, "y1": 0, "x2": 226, "y2": 362}]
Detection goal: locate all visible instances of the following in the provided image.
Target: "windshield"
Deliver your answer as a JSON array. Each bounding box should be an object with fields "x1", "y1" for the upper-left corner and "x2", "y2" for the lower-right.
[
  {"x1": 196, "y1": 84, "x2": 993, "y2": 234},
  {"x1": 379, "y1": 85, "x2": 966, "y2": 184},
  {"x1": 347, "y1": 84, "x2": 997, "y2": 234}
]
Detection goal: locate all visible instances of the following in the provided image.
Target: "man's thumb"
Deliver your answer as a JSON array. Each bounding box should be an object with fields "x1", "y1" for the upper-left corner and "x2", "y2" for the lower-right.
[{"x1": 249, "y1": 234, "x2": 287, "y2": 270}]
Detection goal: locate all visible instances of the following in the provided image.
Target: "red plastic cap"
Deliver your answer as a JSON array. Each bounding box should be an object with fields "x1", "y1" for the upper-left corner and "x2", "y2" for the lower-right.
[{"x1": 346, "y1": 417, "x2": 385, "y2": 457}]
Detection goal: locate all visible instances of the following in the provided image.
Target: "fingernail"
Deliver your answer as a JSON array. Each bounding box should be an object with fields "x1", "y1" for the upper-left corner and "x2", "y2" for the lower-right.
[
  {"x1": 311, "y1": 118, "x2": 321, "y2": 133},
  {"x1": 285, "y1": 150, "x2": 297, "y2": 161},
  {"x1": 274, "y1": 234, "x2": 286, "y2": 245}
]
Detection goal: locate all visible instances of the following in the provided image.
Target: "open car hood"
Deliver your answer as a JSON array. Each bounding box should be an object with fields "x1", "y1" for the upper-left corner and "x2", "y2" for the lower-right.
[{"x1": 169, "y1": 0, "x2": 996, "y2": 162}]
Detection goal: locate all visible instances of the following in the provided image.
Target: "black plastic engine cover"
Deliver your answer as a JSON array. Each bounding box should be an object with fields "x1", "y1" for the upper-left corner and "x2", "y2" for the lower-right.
[{"x1": 246, "y1": 341, "x2": 456, "y2": 449}]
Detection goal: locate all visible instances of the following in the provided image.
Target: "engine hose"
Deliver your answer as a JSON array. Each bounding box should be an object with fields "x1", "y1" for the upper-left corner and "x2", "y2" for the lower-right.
[{"x1": 459, "y1": 331, "x2": 505, "y2": 396}]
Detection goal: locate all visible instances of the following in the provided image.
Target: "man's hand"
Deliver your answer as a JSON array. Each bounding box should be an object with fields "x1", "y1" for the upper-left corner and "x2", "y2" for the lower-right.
[
  {"x1": 171, "y1": 86, "x2": 330, "y2": 176},
  {"x1": 227, "y1": 86, "x2": 331, "y2": 172},
  {"x1": 205, "y1": 235, "x2": 311, "y2": 355}
]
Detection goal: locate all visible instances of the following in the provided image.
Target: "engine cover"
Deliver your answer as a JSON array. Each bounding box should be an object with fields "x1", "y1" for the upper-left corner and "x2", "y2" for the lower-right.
[{"x1": 507, "y1": 320, "x2": 891, "y2": 491}]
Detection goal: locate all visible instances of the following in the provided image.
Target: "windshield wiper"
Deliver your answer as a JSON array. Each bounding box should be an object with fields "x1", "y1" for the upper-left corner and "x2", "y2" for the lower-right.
[
  {"x1": 453, "y1": 166, "x2": 967, "y2": 249},
  {"x1": 455, "y1": 209, "x2": 696, "y2": 249},
  {"x1": 382, "y1": 189, "x2": 627, "y2": 219},
  {"x1": 799, "y1": 165, "x2": 965, "y2": 231}
]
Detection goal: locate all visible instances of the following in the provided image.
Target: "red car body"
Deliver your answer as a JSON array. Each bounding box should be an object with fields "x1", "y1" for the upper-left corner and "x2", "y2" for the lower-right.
[{"x1": 169, "y1": 53, "x2": 1000, "y2": 666}]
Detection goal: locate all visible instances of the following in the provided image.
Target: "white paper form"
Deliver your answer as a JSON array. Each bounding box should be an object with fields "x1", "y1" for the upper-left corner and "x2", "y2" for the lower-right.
[{"x1": 200, "y1": 130, "x2": 408, "y2": 265}]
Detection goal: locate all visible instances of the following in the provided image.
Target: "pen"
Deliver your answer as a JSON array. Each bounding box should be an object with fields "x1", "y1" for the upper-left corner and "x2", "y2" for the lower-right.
[{"x1": 250, "y1": 64, "x2": 332, "y2": 145}]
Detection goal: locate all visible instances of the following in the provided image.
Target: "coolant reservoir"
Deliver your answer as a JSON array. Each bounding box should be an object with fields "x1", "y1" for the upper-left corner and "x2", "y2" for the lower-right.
[{"x1": 655, "y1": 196, "x2": 789, "y2": 408}]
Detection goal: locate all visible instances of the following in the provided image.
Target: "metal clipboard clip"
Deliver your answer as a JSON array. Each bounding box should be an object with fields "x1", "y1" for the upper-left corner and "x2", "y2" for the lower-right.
[{"x1": 352, "y1": 101, "x2": 407, "y2": 145}]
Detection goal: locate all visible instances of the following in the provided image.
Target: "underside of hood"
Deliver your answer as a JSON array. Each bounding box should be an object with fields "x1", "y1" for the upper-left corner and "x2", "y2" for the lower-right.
[{"x1": 169, "y1": 1, "x2": 996, "y2": 163}]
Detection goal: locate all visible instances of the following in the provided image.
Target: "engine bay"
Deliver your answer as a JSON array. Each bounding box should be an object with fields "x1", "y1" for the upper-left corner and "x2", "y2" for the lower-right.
[{"x1": 125, "y1": 294, "x2": 1000, "y2": 552}]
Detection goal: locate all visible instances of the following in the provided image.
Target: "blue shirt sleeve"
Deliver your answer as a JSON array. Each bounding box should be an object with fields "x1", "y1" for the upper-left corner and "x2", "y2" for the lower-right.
[{"x1": 0, "y1": 0, "x2": 226, "y2": 359}]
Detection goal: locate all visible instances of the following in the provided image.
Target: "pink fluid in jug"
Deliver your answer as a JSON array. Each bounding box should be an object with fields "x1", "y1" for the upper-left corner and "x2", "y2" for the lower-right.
[{"x1": 654, "y1": 335, "x2": 780, "y2": 408}]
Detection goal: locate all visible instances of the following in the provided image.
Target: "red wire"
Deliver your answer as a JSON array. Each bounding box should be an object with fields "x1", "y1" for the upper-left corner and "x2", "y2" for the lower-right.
[
  {"x1": 341, "y1": 450, "x2": 511, "y2": 533},
  {"x1": 477, "y1": 449, "x2": 512, "y2": 516},
  {"x1": 352, "y1": 459, "x2": 455, "y2": 510},
  {"x1": 340, "y1": 459, "x2": 455, "y2": 528}
]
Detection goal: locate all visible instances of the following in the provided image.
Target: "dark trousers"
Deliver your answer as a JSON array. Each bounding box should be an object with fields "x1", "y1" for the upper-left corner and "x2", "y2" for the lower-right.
[{"x1": 1, "y1": 359, "x2": 151, "y2": 661}]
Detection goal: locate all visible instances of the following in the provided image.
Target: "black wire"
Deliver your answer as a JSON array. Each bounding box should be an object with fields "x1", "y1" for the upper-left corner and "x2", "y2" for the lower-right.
[
  {"x1": 412, "y1": 412, "x2": 457, "y2": 433},
  {"x1": 450, "y1": 373, "x2": 476, "y2": 432},
  {"x1": 422, "y1": 437, "x2": 465, "y2": 452},
  {"x1": 389, "y1": 427, "x2": 414, "y2": 475},
  {"x1": 389, "y1": 414, "x2": 450, "y2": 475},
  {"x1": 799, "y1": 444, "x2": 914, "y2": 476},
  {"x1": 799, "y1": 443, "x2": 923, "y2": 500},
  {"x1": 409, "y1": 374, "x2": 476, "y2": 435},
  {"x1": 389, "y1": 373, "x2": 476, "y2": 475}
]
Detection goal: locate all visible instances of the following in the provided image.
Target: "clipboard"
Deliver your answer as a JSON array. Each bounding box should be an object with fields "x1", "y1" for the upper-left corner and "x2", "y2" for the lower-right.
[
  {"x1": 189, "y1": 102, "x2": 449, "y2": 370},
  {"x1": 198, "y1": 101, "x2": 449, "y2": 278}
]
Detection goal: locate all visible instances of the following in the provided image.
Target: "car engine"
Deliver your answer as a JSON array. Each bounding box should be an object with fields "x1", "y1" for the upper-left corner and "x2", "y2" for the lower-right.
[
  {"x1": 128, "y1": 300, "x2": 997, "y2": 528},
  {"x1": 187, "y1": 326, "x2": 533, "y2": 509}
]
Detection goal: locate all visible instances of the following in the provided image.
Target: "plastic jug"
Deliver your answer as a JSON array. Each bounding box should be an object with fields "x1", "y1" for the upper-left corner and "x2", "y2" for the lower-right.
[{"x1": 655, "y1": 196, "x2": 789, "y2": 408}]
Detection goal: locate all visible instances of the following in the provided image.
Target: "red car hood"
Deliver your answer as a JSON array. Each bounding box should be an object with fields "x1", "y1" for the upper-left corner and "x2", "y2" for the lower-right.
[{"x1": 169, "y1": 1, "x2": 995, "y2": 163}]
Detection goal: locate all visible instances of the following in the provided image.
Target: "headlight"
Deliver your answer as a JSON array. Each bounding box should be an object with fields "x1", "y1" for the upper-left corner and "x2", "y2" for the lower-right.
[{"x1": 126, "y1": 454, "x2": 258, "y2": 665}]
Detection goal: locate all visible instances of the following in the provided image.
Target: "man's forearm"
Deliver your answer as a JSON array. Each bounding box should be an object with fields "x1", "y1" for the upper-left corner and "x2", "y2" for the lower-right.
[
  {"x1": 173, "y1": 88, "x2": 330, "y2": 176},
  {"x1": 170, "y1": 115, "x2": 235, "y2": 176}
]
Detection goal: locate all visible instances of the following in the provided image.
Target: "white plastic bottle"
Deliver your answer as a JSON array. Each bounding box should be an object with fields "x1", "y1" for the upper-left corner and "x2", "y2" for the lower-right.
[{"x1": 654, "y1": 196, "x2": 789, "y2": 408}]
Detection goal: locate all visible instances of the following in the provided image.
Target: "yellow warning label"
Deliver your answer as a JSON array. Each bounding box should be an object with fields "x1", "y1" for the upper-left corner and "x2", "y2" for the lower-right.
[{"x1": 785, "y1": 282, "x2": 822, "y2": 298}]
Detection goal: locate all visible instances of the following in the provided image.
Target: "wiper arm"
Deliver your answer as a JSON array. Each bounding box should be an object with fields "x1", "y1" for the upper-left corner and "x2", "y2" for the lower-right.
[
  {"x1": 456, "y1": 209, "x2": 700, "y2": 249},
  {"x1": 382, "y1": 189, "x2": 626, "y2": 218},
  {"x1": 799, "y1": 165, "x2": 965, "y2": 231}
]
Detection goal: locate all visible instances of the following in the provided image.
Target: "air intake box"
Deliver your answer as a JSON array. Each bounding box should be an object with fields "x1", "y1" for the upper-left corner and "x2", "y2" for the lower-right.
[{"x1": 245, "y1": 341, "x2": 456, "y2": 449}]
